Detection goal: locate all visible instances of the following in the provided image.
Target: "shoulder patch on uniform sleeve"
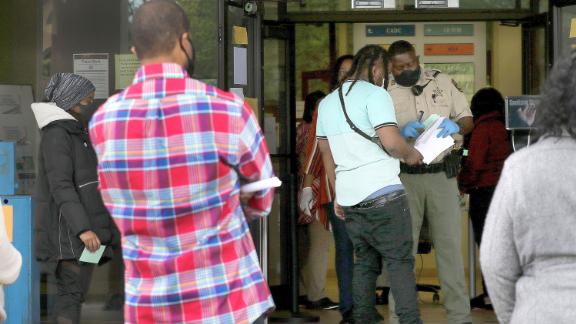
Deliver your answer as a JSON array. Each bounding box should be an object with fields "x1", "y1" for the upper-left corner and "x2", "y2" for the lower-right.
[
  {"x1": 451, "y1": 79, "x2": 463, "y2": 93},
  {"x1": 424, "y1": 69, "x2": 441, "y2": 77}
]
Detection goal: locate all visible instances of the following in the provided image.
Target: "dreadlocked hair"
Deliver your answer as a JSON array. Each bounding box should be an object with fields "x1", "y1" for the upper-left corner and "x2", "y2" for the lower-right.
[{"x1": 341, "y1": 45, "x2": 389, "y2": 96}]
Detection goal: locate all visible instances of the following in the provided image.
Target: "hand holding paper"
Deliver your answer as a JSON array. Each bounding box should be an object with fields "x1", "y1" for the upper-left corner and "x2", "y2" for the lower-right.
[
  {"x1": 437, "y1": 118, "x2": 460, "y2": 138},
  {"x1": 79, "y1": 245, "x2": 106, "y2": 264},
  {"x1": 401, "y1": 121, "x2": 425, "y2": 139},
  {"x1": 414, "y1": 117, "x2": 455, "y2": 164}
]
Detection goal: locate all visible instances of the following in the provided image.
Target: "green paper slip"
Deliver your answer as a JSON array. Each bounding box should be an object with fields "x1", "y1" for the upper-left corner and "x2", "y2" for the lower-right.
[
  {"x1": 79, "y1": 245, "x2": 106, "y2": 264},
  {"x1": 423, "y1": 114, "x2": 441, "y2": 130}
]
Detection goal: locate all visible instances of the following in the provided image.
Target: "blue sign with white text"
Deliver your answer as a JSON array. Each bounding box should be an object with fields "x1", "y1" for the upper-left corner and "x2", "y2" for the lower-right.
[{"x1": 366, "y1": 25, "x2": 416, "y2": 37}]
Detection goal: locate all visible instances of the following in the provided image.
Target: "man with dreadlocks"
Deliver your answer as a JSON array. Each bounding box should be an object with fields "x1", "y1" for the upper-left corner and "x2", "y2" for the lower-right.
[
  {"x1": 316, "y1": 44, "x2": 423, "y2": 323},
  {"x1": 386, "y1": 40, "x2": 474, "y2": 324}
]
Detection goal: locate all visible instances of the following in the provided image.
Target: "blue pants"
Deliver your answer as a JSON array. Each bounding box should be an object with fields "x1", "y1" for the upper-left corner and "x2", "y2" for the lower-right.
[{"x1": 325, "y1": 202, "x2": 354, "y2": 314}]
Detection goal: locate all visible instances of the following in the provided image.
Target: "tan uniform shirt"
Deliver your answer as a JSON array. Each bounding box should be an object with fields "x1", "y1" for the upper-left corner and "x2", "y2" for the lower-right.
[{"x1": 388, "y1": 68, "x2": 472, "y2": 162}]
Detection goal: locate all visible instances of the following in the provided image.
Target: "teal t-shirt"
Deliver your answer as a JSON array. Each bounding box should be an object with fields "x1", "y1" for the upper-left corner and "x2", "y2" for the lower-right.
[{"x1": 316, "y1": 80, "x2": 402, "y2": 206}]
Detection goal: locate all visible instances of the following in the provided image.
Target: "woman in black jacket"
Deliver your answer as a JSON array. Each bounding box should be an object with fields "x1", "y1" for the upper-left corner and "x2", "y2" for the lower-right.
[{"x1": 32, "y1": 73, "x2": 119, "y2": 324}]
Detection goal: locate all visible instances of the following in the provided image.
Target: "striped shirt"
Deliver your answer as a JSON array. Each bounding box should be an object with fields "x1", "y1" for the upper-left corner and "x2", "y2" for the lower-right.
[{"x1": 89, "y1": 63, "x2": 275, "y2": 323}]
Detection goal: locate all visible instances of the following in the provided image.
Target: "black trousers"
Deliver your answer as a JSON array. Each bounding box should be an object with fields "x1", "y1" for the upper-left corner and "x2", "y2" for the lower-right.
[
  {"x1": 468, "y1": 186, "x2": 495, "y2": 296},
  {"x1": 54, "y1": 260, "x2": 95, "y2": 324}
]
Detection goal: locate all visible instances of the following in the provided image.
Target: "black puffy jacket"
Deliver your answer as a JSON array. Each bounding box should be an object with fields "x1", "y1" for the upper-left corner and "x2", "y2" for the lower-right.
[{"x1": 32, "y1": 103, "x2": 119, "y2": 263}]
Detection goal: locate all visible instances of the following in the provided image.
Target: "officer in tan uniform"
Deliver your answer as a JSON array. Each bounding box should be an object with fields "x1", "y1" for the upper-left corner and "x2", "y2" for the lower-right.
[{"x1": 386, "y1": 40, "x2": 474, "y2": 324}]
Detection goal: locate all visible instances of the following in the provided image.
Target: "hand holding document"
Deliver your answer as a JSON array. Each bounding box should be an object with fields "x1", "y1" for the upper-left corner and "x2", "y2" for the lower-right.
[
  {"x1": 79, "y1": 245, "x2": 106, "y2": 264},
  {"x1": 414, "y1": 116, "x2": 455, "y2": 164},
  {"x1": 240, "y1": 177, "x2": 282, "y2": 193}
]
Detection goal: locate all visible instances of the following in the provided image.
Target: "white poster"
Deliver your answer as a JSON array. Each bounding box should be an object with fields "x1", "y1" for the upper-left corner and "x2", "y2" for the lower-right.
[
  {"x1": 233, "y1": 47, "x2": 248, "y2": 86},
  {"x1": 73, "y1": 53, "x2": 110, "y2": 99}
]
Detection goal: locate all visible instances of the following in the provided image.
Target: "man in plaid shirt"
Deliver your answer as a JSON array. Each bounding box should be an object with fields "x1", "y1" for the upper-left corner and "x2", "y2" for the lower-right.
[{"x1": 88, "y1": 1, "x2": 275, "y2": 323}]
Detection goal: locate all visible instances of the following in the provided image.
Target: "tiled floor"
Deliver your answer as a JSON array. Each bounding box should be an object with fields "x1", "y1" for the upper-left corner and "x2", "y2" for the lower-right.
[
  {"x1": 274, "y1": 305, "x2": 497, "y2": 324},
  {"x1": 75, "y1": 287, "x2": 497, "y2": 324},
  {"x1": 78, "y1": 299, "x2": 497, "y2": 324}
]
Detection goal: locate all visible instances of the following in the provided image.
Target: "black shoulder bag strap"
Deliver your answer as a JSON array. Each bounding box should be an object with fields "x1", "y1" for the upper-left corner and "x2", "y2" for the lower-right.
[{"x1": 338, "y1": 86, "x2": 390, "y2": 154}]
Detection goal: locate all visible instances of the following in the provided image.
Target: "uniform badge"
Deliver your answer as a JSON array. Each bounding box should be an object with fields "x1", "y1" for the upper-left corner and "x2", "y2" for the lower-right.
[{"x1": 433, "y1": 87, "x2": 444, "y2": 97}]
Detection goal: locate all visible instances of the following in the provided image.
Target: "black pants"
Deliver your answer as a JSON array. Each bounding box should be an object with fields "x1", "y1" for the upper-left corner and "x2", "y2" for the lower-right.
[
  {"x1": 468, "y1": 186, "x2": 495, "y2": 296},
  {"x1": 253, "y1": 314, "x2": 267, "y2": 324},
  {"x1": 344, "y1": 191, "x2": 421, "y2": 324},
  {"x1": 54, "y1": 260, "x2": 95, "y2": 324}
]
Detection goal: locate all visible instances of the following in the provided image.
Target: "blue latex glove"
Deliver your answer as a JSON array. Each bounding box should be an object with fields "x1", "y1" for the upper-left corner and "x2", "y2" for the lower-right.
[
  {"x1": 401, "y1": 121, "x2": 425, "y2": 139},
  {"x1": 437, "y1": 118, "x2": 460, "y2": 138}
]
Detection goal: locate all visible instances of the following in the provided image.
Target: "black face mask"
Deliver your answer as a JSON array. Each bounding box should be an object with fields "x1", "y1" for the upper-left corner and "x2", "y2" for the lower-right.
[
  {"x1": 73, "y1": 102, "x2": 97, "y2": 124},
  {"x1": 394, "y1": 66, "x2": 421, "y2": 87},
  {"x1": 179, "y1": 37, "x2": 195, "y2": 77}
]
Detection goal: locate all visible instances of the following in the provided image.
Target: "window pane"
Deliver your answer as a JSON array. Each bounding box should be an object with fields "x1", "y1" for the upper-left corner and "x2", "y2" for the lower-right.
[
  {"x1": 295, "y1": 24, "x2": 330, "y2": 101},
  {"x1": 42, "y1": 0, "x2": 218, "y2": 92},
  {"x1": 558, "y1": 5, "x2": 576, "y2": 58}
]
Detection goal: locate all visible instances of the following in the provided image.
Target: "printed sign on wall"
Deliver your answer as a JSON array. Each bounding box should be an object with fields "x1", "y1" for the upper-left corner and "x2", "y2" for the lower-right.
[
  {"x1": 424, "y1": 43, "x2": 474, "y2": 56},
  {"x1": 505, "y1": 96, "x2": 540, "y2": 130},
  {"x1": 366, "y1": 25, "x2": 415, "y2": 37},
  {"x1": 416, "y1": 0, "x2": 459, "y2": 8},
  {"x1": 424, "y1": 24, "x2": 474, "y2": 36},
  {"x1": 352, "y1": 0, "x2": 395, "y2": 9}
]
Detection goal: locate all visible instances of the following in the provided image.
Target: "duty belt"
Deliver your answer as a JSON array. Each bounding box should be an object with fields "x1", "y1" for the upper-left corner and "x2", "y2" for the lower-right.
[
  {"x1": 400, "y1": 161, "x2": 445, "y2": 174},
  {"x1": 400, "y1": 150, "x2": 463, "y2": 178}
]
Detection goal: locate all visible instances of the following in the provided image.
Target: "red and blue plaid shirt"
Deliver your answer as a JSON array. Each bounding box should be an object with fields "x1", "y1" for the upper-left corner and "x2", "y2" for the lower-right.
[{"x1": 89, "y1": 63, "x2": 275, "y2": 324}]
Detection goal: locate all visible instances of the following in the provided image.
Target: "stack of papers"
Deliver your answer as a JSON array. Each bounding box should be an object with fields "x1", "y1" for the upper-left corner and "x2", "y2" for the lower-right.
[{"x1": 414, "y1": 117, "x2": 454, "y2": 164}]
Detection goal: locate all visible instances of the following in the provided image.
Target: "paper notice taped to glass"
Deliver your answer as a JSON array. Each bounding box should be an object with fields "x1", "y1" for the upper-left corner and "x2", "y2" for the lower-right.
[
  {"x1": 233, "y1": 47, "x2": 248, "y2": 85},
  {"x1": 414, "y1": 117, "x2": 454, "y2": 164},
  {"x1": 73, "y1": 53, "x2": 110, "y2": 99}
]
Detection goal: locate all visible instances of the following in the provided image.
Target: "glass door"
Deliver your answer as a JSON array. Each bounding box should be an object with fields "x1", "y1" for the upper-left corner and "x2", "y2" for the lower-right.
[
  {"x1": 552, "y1": 0, "x2": 576, "y2": 60},
  {"x1": 262, "y1": 22, "x2": 297, "y2": 310},
  {"x1": 222, "y1": 0, "x2": 266, "y2": 265},
  {"x1": 523, "y1": 14, "x2": 549, "y2": 94}
]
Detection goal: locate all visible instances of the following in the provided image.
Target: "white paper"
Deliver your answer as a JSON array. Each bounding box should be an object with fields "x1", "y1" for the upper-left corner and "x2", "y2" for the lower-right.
[
  {"x1": 233, "y1": 47, "x2": 248, "y2": 85},
  {"x1": 414, "y1": 117, "x2": 455, "y2": 164},
  {"x1": 422, "y1": 114, "x2": 441, "y2": 130},
  {"x1": 229, "y1": 87, "x2": 245, "y2": 99},
  {"x1": 73, "y1": 53, "x2": 110, "y2": 99},
  {"x1": 241, "y1": 177, "x2": 282, "y2": 193}
]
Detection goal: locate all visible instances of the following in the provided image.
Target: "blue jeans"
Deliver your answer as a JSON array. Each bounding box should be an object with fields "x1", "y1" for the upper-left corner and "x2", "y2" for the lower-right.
[{"x1": 325, "y1": 202, "x2": 354, "y2": 314}]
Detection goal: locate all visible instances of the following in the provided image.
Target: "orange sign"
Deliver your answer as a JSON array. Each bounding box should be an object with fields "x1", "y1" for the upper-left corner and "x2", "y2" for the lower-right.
[
  {"x1": 2, "y1": 205, "x2": 13, "y2": 242},
  {"x1": 424, "y1": 43, "x2": 474, "y2": 56}
]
